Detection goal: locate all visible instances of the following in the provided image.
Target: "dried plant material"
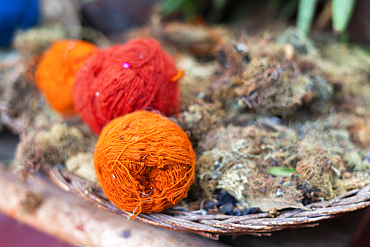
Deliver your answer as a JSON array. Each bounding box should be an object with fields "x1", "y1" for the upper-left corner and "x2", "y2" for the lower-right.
[
  {"x1": 0, "y1": 53, "x2": 34, "y2": 133},
  {"x1": 296, "y1": 123, "x2": 345, "y2": 199},
  {"x1": 65, "y1": 152, "x2": 97, "y2": 183},
  {"x1": 349, "y1": 122, "x2": 370, "y2": 149},
  {"x1": 0, "y1": 50, "x2": 64, "y2": 134},
  {"x1": 190, "y1": 28, "x2": 370, "y2": 211},
  {"x1": 343, "y1": 151, "x2": 364, "y2": 170},
  {"x1": 14, "y1": 25, "x2": 69, "y2": 54},
  {"x1": 197, "y1": 115, "x2": 370, "y2": 208},
  {"x1": 295, "y1": 121, "x2": 370, "y2": 199},
  {"x1": 215, "y1": 40, "x2": 251, "y2": 70},
  {"x1": 161, "y1": 22, "x2": 229, "y2": 56},
  {"x1": 247, "y1": 197, "x2": 309, "y2": 212},
  {"x1": 13, "y1": 130, "x2": 42, "y2": 175},
  {"x1": 275, "y1": 27, "x2": 318, "y2": 55},
  {"x1": 198, "y1": 122, "x2": 300, "y2": 204},
  {"x1": 179, "y1": 102, "x2": 224, "y2": 147},
  {"x1": 268, "y1": 207, "x2": 278, "y2": 218},
  {"x1": 354, "y1": 128, "x2": 370, "y2": 149},
  {"x1": 312, "y1": 43, "x2": 370, "y2": 116},
  {"x1": 176, "y1": 54, "x2": 216, "y2": 108},
  {"x1": 14, "y1": 122, "x2": 92, "y2": 175},
  {"x1": 320, "y1": 113, "x2": 370, "y2": 149},
  {"x1": 335, "y1": 171, "x2": 370, "y2": 191},
  {"x1": 36, "y1": 123, "x2": 84, "y2": 163},
  {"x1": 207, "y1": 33, "x2": 333, "y2": 120}
]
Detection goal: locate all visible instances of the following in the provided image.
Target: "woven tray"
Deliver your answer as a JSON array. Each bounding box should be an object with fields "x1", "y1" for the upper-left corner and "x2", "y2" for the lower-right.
[{"x1": 44, "y1": 164, "x2": 370, "y2": 240}]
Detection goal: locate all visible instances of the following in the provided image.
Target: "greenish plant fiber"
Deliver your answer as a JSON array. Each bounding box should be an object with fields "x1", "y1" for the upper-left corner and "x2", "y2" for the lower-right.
[
  {"x1": 267, "y1": 167, "x2": 298, "y2": 177},
  {"x1": 297, "y1": 0, "x2": 318, "y2": 35},
  {"x1": 332, "y1": 0, "x2": 357, "y2": 33}
]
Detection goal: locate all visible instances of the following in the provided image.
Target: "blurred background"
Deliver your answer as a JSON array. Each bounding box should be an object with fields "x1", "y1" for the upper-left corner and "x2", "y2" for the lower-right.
[{"x1": 1, "y1": 0, "x2": 370, "y2": 47}]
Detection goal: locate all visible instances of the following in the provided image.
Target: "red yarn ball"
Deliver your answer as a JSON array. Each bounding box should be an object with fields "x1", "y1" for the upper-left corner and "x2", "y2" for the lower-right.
[{"x1": 73, "y1": 38, "x2": 180, "y2": 134}]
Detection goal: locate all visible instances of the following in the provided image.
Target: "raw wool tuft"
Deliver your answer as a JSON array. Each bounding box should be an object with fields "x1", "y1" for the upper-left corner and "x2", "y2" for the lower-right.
[
  {"x1": 14, "y1": 123, "x2": 86, "y2": 175},
  {"x1": 66, "y1": 152, "x2": 97, "y2": 183}
]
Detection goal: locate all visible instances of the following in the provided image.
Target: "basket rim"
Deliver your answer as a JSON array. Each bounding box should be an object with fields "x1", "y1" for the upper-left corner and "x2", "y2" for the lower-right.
[{"x1": 44, "y1": 164, "x2": 370, "y2": 240}]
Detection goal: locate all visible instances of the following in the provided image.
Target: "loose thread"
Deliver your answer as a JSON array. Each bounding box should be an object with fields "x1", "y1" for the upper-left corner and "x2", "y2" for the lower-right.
[
  {"x1": 171, "y1": 69, "x2": 184, "y2": 82},
  {"x1": 128, "y1": 187, "x2": 154, "y2": 220}
]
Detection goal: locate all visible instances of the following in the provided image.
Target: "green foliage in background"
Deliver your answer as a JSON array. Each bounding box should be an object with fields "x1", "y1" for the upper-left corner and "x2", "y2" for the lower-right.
[
  {"x1": 297, "y1": 0, "x2": 318, "y2": 35},
  {"x1": 160, "y1": 0, "x2": 357, "y2": 35},
  {"x1": 297, "y1": 0, "x2": 356, "y2": 35},
  {"x1": 160, "y1": 0, "x2": 268, "y2": 23},
  {"x1": 161, "y1": 0, "x2": 198, "y2": 19},
  {"x1": 332, "y1": 0, "x2": 356, "y2": 33}
]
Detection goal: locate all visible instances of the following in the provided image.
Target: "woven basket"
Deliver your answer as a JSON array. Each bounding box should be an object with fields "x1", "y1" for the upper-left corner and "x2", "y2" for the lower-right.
[{"x1": 44, "y1": 163, "x2": 370, "y2": 240}]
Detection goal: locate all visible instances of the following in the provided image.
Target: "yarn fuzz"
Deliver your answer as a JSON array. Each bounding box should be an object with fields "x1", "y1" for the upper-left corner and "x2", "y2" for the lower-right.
[
  {"x1": 94, "y1": 111, "x2": 195, "y2": 218},
  {"x1": 73, "y1": 38, "x2": 180, "y2": 134},
  {"x1": 35, "y1": 39, "x2": 96, "y2": 116}
]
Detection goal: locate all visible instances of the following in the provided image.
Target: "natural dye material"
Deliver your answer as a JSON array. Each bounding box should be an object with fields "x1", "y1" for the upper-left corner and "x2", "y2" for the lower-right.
[
  {"x1": 0, "y1": 0, "x2": 39, "y2": 46},
  {"x1": 73, "y1": 38, "x2": 180, "y2": 134},
  {"x1": 66, "y1": 152, "x2": 97, "y2": 183},
  {"x1": 207, "y1": 36, "x2": 333, "y2": 120},
  {"x1": 14, "y1": 123, "x2": 87, "y2": 175},
  {"x1": 35, "y1": 39, "x2": 96, "y2": 116},
  {"x1": 94, "y1": 111, "x2": 195, "y2": 218}
]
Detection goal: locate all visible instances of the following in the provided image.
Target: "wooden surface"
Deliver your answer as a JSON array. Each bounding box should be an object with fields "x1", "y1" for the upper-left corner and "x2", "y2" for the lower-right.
[{"x1": 0, "y1": 166, "x2": 229, "y2": 247}]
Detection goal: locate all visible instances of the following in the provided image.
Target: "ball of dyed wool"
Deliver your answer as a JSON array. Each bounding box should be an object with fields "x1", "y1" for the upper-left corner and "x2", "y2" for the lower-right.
[
  {"x1": 94, "y1": 110, "x2": 195, "y2": 217},
  {"x1": 35, "y1": 39, "x2": 96, "y2": 116},
  {"x1": 73, "y1": 38, "x2": 180, "y2": 134},
  {"x1": 0, "y1": 0, "x2": 39, "y2": 46}
]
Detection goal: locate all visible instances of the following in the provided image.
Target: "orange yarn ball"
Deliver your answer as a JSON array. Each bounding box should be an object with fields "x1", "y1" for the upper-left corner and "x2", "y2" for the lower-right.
[
  {"x1": 35, "y1": 39, "x2": 96, "y2": 116},
  {"x1": 94, "y1": 110, "x2": 195, "y2": 217}
]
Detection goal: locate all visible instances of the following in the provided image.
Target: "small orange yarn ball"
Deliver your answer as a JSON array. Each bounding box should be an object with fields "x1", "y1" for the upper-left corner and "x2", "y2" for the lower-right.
[
  {"x1": 35, "y1": 39, "x2": 96, "y2": 116},
  {"x1": 94, "y1": 110, "x2": 195, "y2": 217}
]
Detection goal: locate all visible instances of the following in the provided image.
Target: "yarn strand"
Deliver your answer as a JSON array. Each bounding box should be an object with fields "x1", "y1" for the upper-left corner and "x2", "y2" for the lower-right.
[
  {"x1": 74, "y1": 38, "x2": 180, "y2": 134},
  {"x1": 128, "y1": 187, "x2": 154, "y2": 220},
  {"x1": 94, "y1": 111, "x2": 195, "y2": 218},
  {"x1": 35, "y1": 39, "x2": 96, "y2": 116}
]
